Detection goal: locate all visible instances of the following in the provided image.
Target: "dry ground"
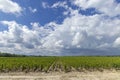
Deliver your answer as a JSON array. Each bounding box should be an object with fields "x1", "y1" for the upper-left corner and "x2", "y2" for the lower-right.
[{"x1": 0, "y1": 71, "x2": 120, "y2": 80}]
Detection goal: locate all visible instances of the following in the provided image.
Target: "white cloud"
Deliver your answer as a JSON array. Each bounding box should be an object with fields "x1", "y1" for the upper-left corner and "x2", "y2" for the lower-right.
[
  {"x1": 72, "y1": 0, "x2": 120, "y2": 17},
  {"x1": 40, "y1": 12, "x2": 120, "y2": 54},
  {"x1": 72, "y1": 32, "x2": 85, "y2": 48},
  {"x1": 41, "y1": 1, "x2": 73, "y2": 16},
  {"x1": 42, "y1": 2, "x2": 50, "y2": 8},
  {"x1": 0, "y1": 0, "x2": 22, "y2": 14},
  {"x1": 29, "y1": 7, "x2": 37, "y2": 13},
  {"x1": 0, "y1": 1, "x2": 120, "y2": 55},
  {"x1": 114, "y1": 37, "x2": 120, "y2": 47},
  {"x1": 0, "y1": 21, "x2": 55, "y2": 55},
  {"x1": 1, "y1": 12, "x2": 120, "y2": 55},
  {"x1": 42, "y1": 1, "x2": 69, "y2": 10},
  {"x1": 51, "y1": 1, "x2": 67, "y2": 8}
]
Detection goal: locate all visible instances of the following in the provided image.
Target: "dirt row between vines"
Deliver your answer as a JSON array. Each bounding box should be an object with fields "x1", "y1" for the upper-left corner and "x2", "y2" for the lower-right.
[{"x1": 0, "y1": 70, "x2": 120, "y2": 80}]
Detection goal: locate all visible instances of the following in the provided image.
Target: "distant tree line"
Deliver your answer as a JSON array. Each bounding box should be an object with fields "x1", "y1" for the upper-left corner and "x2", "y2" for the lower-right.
[
  {"x1": 0, "y1": 52, "x2": 26, "y2": 57},
  {"x1": 0, "y1": 52, "x2": 43, "y2": 57}
]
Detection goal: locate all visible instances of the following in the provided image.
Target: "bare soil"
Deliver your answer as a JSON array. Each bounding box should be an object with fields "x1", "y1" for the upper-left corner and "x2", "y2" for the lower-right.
[{"x1": 0, "y1": 70, "x2": 120, "y2": 80}]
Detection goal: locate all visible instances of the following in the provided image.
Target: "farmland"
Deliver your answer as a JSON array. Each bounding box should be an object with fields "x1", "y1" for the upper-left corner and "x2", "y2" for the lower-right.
[
  {"x1": 0, "y1": 57, "x2": 56, "y2": 72},
  {"x1": 0, "y1": 56, "x2": 120, "y2": 72}
]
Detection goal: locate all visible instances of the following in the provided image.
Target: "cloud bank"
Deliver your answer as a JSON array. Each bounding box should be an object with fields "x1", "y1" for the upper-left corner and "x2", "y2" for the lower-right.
[{"x1": 0, "y1": 0, "x2": 120, "y2": 55}]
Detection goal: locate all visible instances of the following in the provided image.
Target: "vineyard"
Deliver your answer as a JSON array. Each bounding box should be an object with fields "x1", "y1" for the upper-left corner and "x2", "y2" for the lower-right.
[{"x1": 0, "y1": 56, "x2": 120, "y2": 72}]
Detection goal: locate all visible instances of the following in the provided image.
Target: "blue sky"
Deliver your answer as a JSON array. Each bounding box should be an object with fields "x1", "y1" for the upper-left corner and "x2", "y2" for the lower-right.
[
  {"x1": 0, "y1": 0, "x2": 68, "y2": 27},
  {"x1": 0, "y1": 0, "x2": 100, "y2": 28},
  {"x1": 0, "y1": 0, "x2": 120, "y2": 56}
]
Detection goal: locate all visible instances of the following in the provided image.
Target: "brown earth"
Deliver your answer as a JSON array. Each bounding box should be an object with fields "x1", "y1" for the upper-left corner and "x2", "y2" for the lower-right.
[{"x1": 0, "y1": 70, "x2": 120, "y2": 80}]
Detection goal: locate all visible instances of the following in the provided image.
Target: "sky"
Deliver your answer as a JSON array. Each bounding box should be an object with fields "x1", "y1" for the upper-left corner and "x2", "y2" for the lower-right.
[{"x1": 0, "y1": 0, "x2": 120, "y2": 56}]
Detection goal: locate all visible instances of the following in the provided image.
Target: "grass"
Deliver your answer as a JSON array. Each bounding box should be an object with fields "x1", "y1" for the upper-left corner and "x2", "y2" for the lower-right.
[{"x1": 0, "y1": 56, "x2": 120, "y2": 72}]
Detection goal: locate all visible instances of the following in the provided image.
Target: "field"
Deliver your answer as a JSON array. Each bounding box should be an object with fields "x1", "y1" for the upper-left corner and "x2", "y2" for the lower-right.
[
  {"x1": 0, "y1": 57, "x2": 56, "y2": 72},
  {"x1": 0, "y1": 56, "x2": 120, "y2": 73}
]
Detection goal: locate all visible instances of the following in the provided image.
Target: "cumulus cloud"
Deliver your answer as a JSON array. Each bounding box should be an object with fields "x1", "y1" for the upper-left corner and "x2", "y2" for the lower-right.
[
  {"x1": 0, "y1": 0, "x2": 22, "y2": 14},
  {"x1": 1, "y1": 12, "x2": 120, "y2": 55},
  {"x1": 37, "y1": 12, "x2": 120, "y2": 55},
  {"x1": 114, "y1": 37, "x2": 120, "y2": 47},
  {"x1": 0, "y1": 1, "x2": 120, "y2": 55},
  {"x1": 0, "y1": 21, "x2": 54, "y2": 55},
  {"x1": 42, "y1": 13, "x2": 120, "y2": 50},
  {"x1": 72, "y1": 0, "x2": 120, "y2": 17}
]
